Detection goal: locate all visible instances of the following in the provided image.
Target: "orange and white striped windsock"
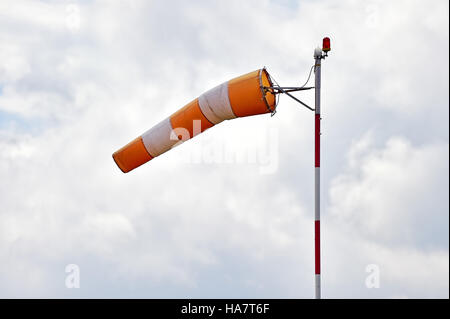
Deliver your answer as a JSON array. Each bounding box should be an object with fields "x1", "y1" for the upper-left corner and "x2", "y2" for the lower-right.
[{"x1": 112, "y1": 68, "x2": 276, "y2": 173}]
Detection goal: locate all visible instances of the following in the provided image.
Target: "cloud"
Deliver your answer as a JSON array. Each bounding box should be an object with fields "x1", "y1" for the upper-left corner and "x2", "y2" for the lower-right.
[
  {"x1": 325, "y1": 133, "x2": 448, "y2": 298},
  {"x1": 329, "y1": 133, "x2": 449, "y2": 248},
  {"x1": 0, "y1": 0, "x2": 448, "y2": 298}
]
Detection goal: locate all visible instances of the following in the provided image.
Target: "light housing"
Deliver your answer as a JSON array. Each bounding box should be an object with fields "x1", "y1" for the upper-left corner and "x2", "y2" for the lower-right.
[{"x1": 322, "y1": 37, "x2": 331, "y2": 52}]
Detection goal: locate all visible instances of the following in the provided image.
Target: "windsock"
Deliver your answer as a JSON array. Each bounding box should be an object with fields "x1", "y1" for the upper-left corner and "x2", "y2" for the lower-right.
[{"x1": 113, "y1": 68, "x2": 276, "y2": 173}]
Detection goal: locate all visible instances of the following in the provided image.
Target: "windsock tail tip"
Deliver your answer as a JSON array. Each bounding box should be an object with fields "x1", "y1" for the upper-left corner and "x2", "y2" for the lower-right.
[
  {"x1": 112, "y1": 152, "x2": 129, "y2": 173},
  {"x1": 112, "y1": 137, "x2": 153, "y2": 173}
]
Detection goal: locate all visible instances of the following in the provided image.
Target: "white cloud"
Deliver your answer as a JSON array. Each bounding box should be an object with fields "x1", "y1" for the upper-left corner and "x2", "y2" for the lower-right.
[
  {"x1": 325, "y1": 133, "x2": 448, "y2": 298},
  {"x1": 329, "y1": 134, "x2": 449, "y2": 247}
]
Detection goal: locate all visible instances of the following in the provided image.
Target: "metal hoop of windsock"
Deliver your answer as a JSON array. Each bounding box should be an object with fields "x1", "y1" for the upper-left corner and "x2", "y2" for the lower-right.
[{"x1": 113, "y1": 68, "x2": 276, "y2": 173}]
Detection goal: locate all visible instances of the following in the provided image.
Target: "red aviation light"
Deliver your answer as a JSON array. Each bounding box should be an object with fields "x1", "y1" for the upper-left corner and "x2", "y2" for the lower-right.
[{"x1": 322, "y1": 37, "x2": 331, "y2": 52}]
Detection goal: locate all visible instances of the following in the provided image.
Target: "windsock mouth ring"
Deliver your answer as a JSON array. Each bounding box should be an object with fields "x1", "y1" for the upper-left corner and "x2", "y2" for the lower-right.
[{"x1": 260, "y1": 68, "x2": 277, "y2": 115}]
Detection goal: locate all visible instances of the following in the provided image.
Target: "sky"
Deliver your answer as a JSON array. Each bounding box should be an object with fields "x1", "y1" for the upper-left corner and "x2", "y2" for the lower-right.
[{"x1": 0, "y1": 0, "x2": 448, "y2": 298}]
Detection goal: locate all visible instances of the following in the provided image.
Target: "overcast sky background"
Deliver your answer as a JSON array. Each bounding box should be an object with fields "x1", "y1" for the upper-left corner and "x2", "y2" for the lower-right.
[{"x1": 0, "y1": 0, "x2": 448, "y2": 298}]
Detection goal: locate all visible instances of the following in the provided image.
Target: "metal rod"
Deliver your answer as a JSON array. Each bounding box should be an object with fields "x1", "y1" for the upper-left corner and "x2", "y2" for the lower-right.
[
  {"x1": 279, "y1": 88, "x2": 314, "y2": 93},
  {"x1": 314, "y1": 54, "x2": 322, "y2": 299},
  {"x1": 270, "y1": 86, "x2": 314, "y2": 111},
  {"x1": 272, "y1": 86, "x2": 314, "y2": 90},
  {"x1": 263, "y1": 86, "x2": 314, "y2": 93},
  {"x1": 285, "y1": 91, "x2": 314, "y2": 111}
]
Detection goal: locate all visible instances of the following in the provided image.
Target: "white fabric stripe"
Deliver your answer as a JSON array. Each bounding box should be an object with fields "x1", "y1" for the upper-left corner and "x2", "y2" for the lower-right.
[
  {"x1": 198, "y1": 82, "x2": 236, "y2": 125},
  {"x1": 141, "y1": 118, "x2": 179, "y2": 157}
]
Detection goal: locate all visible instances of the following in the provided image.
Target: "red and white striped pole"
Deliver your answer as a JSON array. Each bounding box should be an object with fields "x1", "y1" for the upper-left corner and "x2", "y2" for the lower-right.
[
  {"x1": 314, "y1": 47, "x2": 322, "y2": 299},
  {"x1": 314, "y1": 37, "x2": 330, "y2": 299}
]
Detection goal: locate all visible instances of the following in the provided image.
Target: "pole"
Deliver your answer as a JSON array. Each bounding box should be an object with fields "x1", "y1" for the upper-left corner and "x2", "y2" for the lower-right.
[{"x1": 314, "y1": 48, "x2": 322, "y2": 299}]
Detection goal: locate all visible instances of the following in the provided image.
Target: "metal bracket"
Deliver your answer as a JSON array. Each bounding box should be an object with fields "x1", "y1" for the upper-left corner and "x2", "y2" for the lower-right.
[{"x1": 263, "y1": 86, "x2": 315, "y2": 111}]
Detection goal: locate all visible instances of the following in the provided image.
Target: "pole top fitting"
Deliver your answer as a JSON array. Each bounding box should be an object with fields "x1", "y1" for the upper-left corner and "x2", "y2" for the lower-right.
[{"x1": 314, "y1": 37, "x2": 331, "y2": 59}]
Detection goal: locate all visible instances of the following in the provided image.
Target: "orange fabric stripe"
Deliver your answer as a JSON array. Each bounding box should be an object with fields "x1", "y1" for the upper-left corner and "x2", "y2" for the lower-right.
[
  {"x1": 228, "y1": 69, "x2": 275, "y2": 117},
  {"x1": 112, "y1": 136, "x2": 152, "y2": 173},
  {"x1": 169, "y1": 98, "x2": 214, "y2": 139}
]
